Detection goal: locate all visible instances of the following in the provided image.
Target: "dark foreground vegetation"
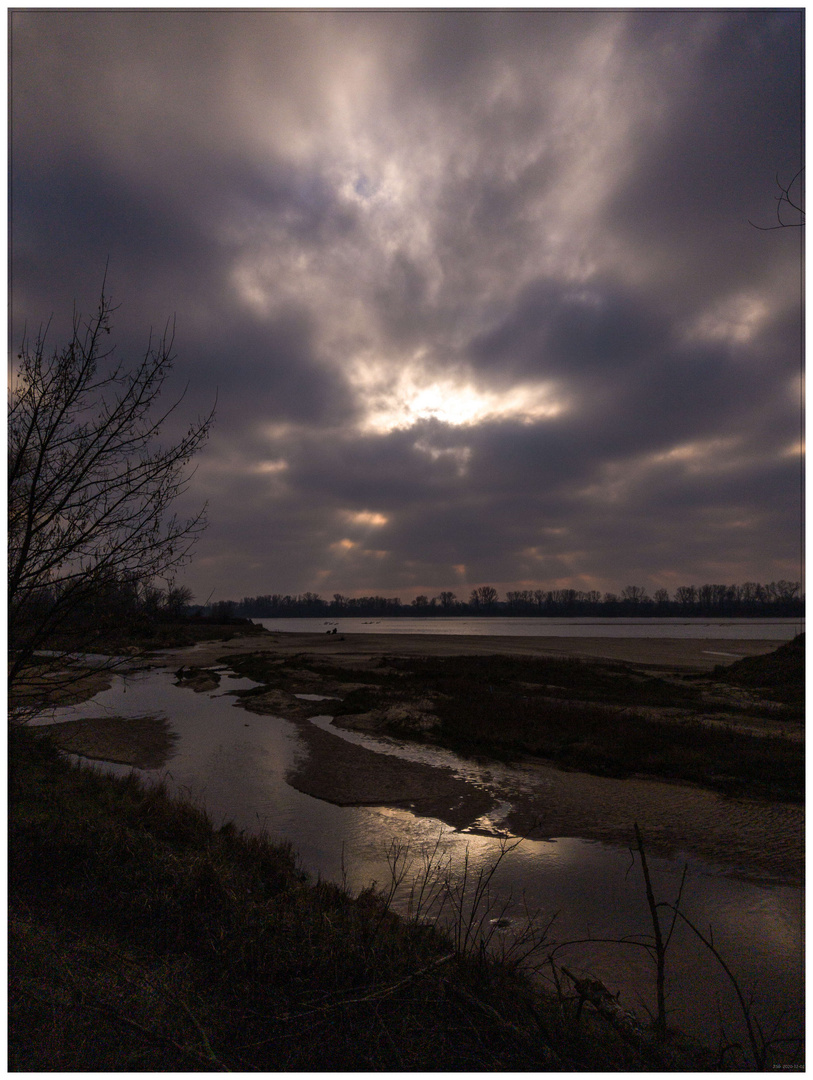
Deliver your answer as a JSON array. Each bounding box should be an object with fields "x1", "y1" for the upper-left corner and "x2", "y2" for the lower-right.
[
  {"x1": 230, "y1": 636, "x2": 805, "y2": 803},
  {"x1": 51, "y1": 613, "x2": 267, "y2": 656},
  {"x1": 713, "y1": 633, "x2": 805, "y2": 706},
  {"x1": 10, "y1": 727, "x2": 718, "y2": 1072}
]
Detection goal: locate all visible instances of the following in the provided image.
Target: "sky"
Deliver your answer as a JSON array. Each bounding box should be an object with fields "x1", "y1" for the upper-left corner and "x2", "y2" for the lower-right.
[{"x1": 10, "y1": 8, "x2": 804, "y2": 604}]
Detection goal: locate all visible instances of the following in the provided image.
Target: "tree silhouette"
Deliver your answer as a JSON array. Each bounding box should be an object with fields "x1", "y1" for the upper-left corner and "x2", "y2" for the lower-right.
[
  {"x1": 8, "y1": 288, "x2": 214, "y2": 715},
  {"x1": 469, "y1": 585, "x2": 499, "y2": 612}
]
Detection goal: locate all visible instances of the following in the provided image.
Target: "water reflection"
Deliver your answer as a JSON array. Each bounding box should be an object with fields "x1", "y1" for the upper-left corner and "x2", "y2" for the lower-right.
[{"x1": 36, "y1": 666, "x2": 803, "y2": 1053}]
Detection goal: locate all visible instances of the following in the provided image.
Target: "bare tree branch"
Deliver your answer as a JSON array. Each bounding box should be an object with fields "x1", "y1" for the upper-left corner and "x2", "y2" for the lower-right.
[
  {"x1": 749, "y1": 167, "x2": 804, "y2": 230},
  {"x1": 8, "y1": 289, "x2": 214, "y2": 716}
]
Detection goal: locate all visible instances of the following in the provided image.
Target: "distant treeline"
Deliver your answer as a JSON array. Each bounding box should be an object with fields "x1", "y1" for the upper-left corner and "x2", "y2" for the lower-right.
[{"x1": 201, "y1": 581, "x2": 804, "y2": 620}]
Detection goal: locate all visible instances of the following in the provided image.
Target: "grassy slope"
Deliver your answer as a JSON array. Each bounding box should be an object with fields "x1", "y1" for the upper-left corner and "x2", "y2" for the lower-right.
[
  {"x1": 9, "y1": 727, "x2": 711, "y2": 1072},
  {"x1": 713, "y1": 633, "x2": 805, "y2": 705}
]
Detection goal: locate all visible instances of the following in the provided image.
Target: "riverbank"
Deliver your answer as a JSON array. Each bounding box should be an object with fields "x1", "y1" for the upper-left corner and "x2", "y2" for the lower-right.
[
  {"x1": 14, "y1": 627, "x2": 803, "y2": 1066},
  {"x1": 11, "y1": 726, "x2": 720, "y2": 1071}
]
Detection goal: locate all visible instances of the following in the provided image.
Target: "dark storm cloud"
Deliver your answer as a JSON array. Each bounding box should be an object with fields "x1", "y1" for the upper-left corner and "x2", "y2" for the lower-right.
[
  {"x1": 607, "y1": 10, "x2": 803, "y2": 299},
  {"x1": 467, "y1": 276, "x2": 787, "y2": 469},
  {"x1": 185, "y1": 307, "x2": 358, "y2": 429},
  {"x1": 469, "y1": 276, "x2": 666, "y2": 381},
  {"x1": 10, "y1": 9, "x2": 803, "y2": 601}
]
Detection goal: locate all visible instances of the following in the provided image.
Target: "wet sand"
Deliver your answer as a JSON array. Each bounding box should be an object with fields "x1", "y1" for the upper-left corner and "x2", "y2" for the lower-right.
[
  {"x1": 278, "y1": 710, "x2": 804, "y2": 886},
  {"x1": 289, "y1": 717, "x2": 495, "y2": 830}
]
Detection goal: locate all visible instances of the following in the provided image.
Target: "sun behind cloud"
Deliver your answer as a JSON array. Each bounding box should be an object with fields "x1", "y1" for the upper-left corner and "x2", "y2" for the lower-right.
[{"x1": 352, "y1": 358, "x2": 567, "y2": 434}]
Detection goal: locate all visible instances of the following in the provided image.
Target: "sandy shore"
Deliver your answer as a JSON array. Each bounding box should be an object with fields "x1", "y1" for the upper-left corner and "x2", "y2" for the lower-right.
[
  {"x1": 161, "y1": 628, "x2": 787, "y2": 671},
  {"x1": 277, "y1": 710, "x2": 803, "y2": 886}
]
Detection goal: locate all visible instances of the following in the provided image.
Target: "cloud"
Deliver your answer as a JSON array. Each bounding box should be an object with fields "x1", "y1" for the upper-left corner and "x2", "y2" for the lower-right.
[{"x1": 10, "y1": 9, "x2": 803, "y2": 601}]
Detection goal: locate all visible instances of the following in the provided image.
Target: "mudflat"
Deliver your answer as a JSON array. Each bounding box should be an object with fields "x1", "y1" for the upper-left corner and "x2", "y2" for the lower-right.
[{"x1": 40, "y1": 714, "x2": 178, "y2": 770}]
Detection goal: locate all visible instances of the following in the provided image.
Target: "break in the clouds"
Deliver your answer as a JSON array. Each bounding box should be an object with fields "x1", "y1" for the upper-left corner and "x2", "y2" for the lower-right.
[{"x1": 10, "y1": 9, "x2": 803, "y2": 602}]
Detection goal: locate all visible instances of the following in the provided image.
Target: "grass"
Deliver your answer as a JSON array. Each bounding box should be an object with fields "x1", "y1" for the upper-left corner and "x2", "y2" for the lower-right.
[
  {"x1": 418, "y1": 680, "x2": 802, "y2": 801},
  {"x1": 9, "y1": 725, "x2": 715, "y2": 1071},
  {"x1": 713, "y1": 634, "x2": 805, "y2": 706}
]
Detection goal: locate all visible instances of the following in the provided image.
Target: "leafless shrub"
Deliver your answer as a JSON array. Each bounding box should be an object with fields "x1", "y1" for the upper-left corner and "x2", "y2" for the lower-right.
[{"x1": 371, "y1": 831, "x2": 556, "y2": 972}]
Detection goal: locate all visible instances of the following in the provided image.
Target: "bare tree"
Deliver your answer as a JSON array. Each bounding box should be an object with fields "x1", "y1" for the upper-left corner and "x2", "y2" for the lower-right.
[
  {"x1": 164, "y1": 584, "x2": 195, "y2": 619},
  {"x1": 652, "y1": 588, "x2": 670, "y2": 614},
  {"x1": 620, "y1": 585, "x2": 650, "y2": 605},
  {"x1": 8, "y1": 289, "x2": 214, "y2": 716},
  {"x1": 469, "y1": 585, "x2": 499, "y2": 612},
  {"x1": 750, "y1": 167, "x2": 804, "y2": 230}
]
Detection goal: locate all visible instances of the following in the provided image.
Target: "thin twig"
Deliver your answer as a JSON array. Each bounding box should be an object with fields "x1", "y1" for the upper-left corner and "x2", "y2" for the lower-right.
[
  {"x1": 661, "y1": 904, "x2": 765, "y2": 1067},
  {"x1": 634, "y1": 823, "x2": 666, "y2": 1038}
]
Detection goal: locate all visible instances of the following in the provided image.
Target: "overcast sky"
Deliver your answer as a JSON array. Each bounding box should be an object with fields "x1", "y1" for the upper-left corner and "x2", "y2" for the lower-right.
[{"x1": 10, "y1": 9, "x2": 804, "y2": 603}]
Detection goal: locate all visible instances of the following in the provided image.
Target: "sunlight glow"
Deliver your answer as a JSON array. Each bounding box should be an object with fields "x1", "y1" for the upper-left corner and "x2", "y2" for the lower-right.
[
  {"x1": 252, "y1": 459, "x2": 289, "y2": 474},
  {"x1": 343, "y1": 510, "x2": 389, "y2": 527},
  {"x1": 352, "y1": 361, "x2": 567, "y2": 434}
]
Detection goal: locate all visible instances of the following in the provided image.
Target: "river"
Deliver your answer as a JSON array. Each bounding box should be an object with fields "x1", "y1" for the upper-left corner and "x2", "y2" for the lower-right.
[{"x1": 35, "y1": 651, "x2": 803, "y2": 1059}]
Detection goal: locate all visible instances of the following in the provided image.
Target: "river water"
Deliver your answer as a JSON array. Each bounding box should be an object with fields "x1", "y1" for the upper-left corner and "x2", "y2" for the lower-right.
[
  {"x1": 36, "y1": 655, "x2": 803, "y2": 1059},
  {"x1": 253, "y1": 616, "x2": 803, "y2": 639}
]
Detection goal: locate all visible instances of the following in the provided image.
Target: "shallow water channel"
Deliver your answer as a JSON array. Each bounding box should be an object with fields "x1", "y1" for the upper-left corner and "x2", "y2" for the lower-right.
[{"x1": 37, "y1": 664, "x2": 803, "y2": 1056}]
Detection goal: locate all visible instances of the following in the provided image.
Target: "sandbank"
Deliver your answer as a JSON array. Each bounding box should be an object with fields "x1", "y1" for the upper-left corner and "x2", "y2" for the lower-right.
[{"x1": 161, "y1": 629, "x2": 787, "y2": 671}]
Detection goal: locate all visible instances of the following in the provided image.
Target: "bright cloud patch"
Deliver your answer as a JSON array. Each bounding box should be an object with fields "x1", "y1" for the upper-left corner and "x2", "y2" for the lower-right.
[
  {"x1": 343, "y1": 510, "x2": 389, "y2": 527},
  {"x1": 413, "y1": 441, "x2": 472, "y2": 475},
  {"x1": 353, "y1": 361, "x2": 566, "y2": 434},
  {"x1": 686, "y1": 292, "x2": 770, "y2": 345},
  {"x1": 253, "y1": 459, "x2": 289, "y2": 474}
]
